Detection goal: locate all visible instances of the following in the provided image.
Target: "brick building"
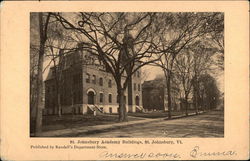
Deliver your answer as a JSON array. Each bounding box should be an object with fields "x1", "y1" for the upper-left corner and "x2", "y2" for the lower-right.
[
  {"x1": 142, "y1": 78, "x2": 181, "y2": 111},
  {"x1": 44, "y1": 48, "x2": 143, "y2": 115},
  {"x1": 142, "y1": 79, "x2": 165, "y2": 111}
]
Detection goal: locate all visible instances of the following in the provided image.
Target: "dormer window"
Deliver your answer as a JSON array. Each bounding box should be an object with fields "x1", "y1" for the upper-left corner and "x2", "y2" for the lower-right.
[
  {"x1": 92, "y1": 75, "x2": 96, "y2": 84},
  {"x1": 108, "y1": 79, "x2": 112, "y2": 88},
  {"x1": 99, "y1": 77, "x2": 103, "y2": 86},
  {"x1": 86, "y1": 73, "x2": 90, "y2": 83}
]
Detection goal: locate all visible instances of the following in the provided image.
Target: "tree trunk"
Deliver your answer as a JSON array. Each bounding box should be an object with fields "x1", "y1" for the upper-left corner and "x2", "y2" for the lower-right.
[
  {"x1": 35, "y1": 45, "x2": 45, "y2": 135},
  {"x1": 193, "y1": 78, "x2": 199, "y2": 115},
  {"x1": 35, "y1": 13, "x2": 46, "y2": 135},
  {"x1": 30, "y1": 77, "x2": 37, "y2": 120},
  {"x1": 166, "y1": 73, "x2": 172, "y2": 119},
  {"x1": 118, "y1": 88, "x2": 127, "y2": 122},
  {"x1": 185, "y1": 95, "x2": 188, "y2": 116},
  {"x1": 57, "y1": 91, "x2": 62, "y2": 116},
  {"x1": 55, "y1": 75, "x2": 62, "y2": 116},
  {"x1": 35, "y1": 12, "x2": 51, "y2": 136},
  {"x1": 71, "y1": 86, "x2": 74, "y2": 114},
  {"x1": 201, "y1": 92, "x2": 206, "y2": 111}
]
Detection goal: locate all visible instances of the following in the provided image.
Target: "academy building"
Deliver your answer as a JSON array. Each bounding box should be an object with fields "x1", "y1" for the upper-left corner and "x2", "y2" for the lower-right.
[{"x1": 44, "y1": 48, "x2": 143, "y2": 115}]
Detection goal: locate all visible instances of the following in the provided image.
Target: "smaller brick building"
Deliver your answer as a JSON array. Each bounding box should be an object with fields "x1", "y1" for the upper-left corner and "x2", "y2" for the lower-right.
[{"x1": 142, "y1": 78, "x2": 181, "y2": 111}]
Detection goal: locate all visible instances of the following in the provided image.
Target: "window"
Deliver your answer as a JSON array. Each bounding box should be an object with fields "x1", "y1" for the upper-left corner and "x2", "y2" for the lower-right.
[
  {"x1": 86, "y1": 73, "x2": 90, "y2": 83},
  {"x1": 100, "y1": 93, "x2": 103, "y2": 103},
  {"x1": 109, "y1": 107, "x2": 112, "y2": 113},
  {"x1": 108, "y1": 79, "x2": 112, "y2": 88},
  {"x1": 99, "y1": 77, "x2": 103, "y2": 86},
  {"x1": 92, "y1": 75, "x2": 96, "y2": 84},
  {"x1": 109, "y1": 94, "x2": 112, "y2": 103},
  {"x1": 134, "y1": 83, "x2": 136, "y2": 91},
  {"x1": 138, "y1": 84, "x2": 141, "y2": 91}
]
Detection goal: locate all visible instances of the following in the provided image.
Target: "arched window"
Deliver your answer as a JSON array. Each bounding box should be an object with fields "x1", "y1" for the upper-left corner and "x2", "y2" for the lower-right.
[
  {"x1": 87, "y1": 91, "x2": 95, "y2": 104},
  {"x1": 100, "y1": 93, "x2": 103, "y2": 103},
  {"x1": 109, "y1": 94, "x2": 112, "y2": 103}
]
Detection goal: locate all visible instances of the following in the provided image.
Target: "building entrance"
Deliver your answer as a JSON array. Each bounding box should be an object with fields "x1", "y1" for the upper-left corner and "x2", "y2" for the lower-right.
[
  {"x1": 135, "y1": 96, "x2": 140, "y2": 106},
  {"x1": 88, "y1": 91, "x2": 95, "y2": 104}
]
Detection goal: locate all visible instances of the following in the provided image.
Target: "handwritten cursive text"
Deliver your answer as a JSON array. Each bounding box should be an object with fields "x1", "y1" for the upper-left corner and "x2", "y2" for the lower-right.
[
  {"x1": 99, "y1": 151, "x2": 181, "y2": 159},
  {"x1": 190, "y1": 146, "x2": 237, "y2": 158}
]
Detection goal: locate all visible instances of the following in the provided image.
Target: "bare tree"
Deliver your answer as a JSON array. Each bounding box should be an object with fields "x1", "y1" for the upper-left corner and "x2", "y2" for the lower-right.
[
  {"x1": 198, "y1": 74, "x2": 221, "y2": 110},
  {"x1": 204, "y1": 13, "x2": 224, "y2": 69},
  {"x1": 35, "y1": 12, "x2": 51, "y2": 135},
  {"x1": 45, "y1": 21, "x2": 77, "y2": 116},
  {"x1": 155, "y1": 12, "x2": 223, "y2": 118},
  {"x1": 30, "y1": 13, "x2": 40, "y2": 122},
  {"x1": 174, "y1": 40, "x2": 216, "y2": 115},
  {"x1": 188, "y1": 41, "x2": 216, "y2": 113},
  {"x1": 174, "y1": 49, "x2": 194, "y2": 116},
  {"x1": 50, "y1": 12, "x2": 161, "y2": 121}
]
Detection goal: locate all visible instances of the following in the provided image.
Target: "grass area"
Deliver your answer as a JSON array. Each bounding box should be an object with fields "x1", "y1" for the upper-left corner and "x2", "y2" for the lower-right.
[
  {"x1": 30, "y1": 110, "x2": 206, "y2": 133},
  {"x1": 30, "y1": 114, "x2": 143, "y2": 132},
  {"x1": 128, "y1": 110, "x2": 201, "y2": 118}
]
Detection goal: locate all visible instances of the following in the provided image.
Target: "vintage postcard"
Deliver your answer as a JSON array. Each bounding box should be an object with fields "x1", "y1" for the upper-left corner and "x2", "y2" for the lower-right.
[{"x1": 0, "y1": 0, "x2": 249, "y2": 160}]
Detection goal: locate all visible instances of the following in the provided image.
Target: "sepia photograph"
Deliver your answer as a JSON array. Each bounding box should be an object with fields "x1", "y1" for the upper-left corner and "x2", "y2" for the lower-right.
[
  {"x1": 1, "y1": 1, "x2": 249, "y2": 160},
  {"x1": 30, "y1": 12, "x2": 224, "y2": 138}
]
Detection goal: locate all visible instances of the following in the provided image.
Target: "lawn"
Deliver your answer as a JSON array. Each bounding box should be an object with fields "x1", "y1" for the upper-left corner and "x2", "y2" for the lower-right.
[
  {"x1": 30, "y1": 110, "x2": 202, "y2": 133},
  {"x1": 35, "y1": 114, "x2": 143, "y2": 132}
]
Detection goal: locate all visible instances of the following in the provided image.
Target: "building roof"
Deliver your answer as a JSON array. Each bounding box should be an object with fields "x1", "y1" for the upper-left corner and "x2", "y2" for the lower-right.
[{"x1": 142, "y1": 79, "x2": 165, "y2": 89}]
